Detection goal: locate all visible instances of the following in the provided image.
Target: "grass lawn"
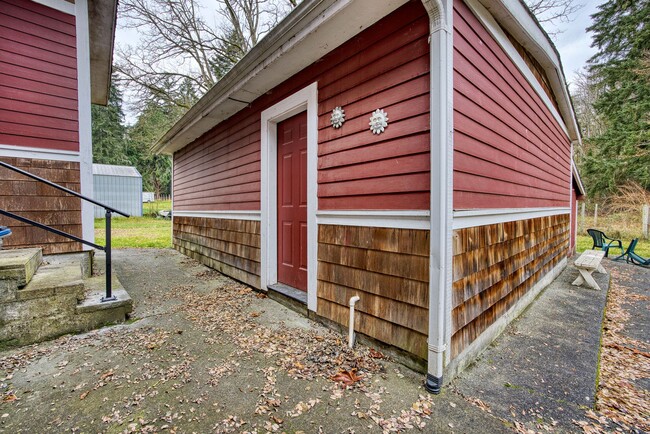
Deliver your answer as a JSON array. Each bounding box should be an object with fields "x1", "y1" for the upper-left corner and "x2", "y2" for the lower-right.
[
  {"x1": 143, "y1": 200, "x2": 172, "y2": 217},
  {"x1": 95, "y1": 216, "x2": 171, "y2": 248},
  {"x1": 577, "y1": 235, "x2": 650, "y2": 258}
]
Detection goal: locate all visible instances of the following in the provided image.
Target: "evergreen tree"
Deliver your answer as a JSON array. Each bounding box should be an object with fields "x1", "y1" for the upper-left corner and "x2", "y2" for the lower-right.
[
  {"x1": 582, "y1": 0, "x2": 650, "y2": 197},
  {"x1": 127, "y1": 98, "x2": 182, "y2": 196},
  {"x1": 210, "y1": 27, "x2": 248, "y2": 80},
  {"x1": 91, "y1": 79, "x2": 129, "y2": 165}
]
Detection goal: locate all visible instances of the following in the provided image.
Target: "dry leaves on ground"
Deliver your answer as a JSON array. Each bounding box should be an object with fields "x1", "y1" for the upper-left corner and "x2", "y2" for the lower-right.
[
  {"x1": 574, "y1": 266, "x2": 650, "y2": 433},
  {"x1": 330, "y1": 368, "x2": 363, "y2": 388}
]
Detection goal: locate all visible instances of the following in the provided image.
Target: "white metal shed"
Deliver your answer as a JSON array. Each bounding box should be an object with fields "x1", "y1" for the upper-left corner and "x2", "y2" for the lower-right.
[{"x1": 92, "y1": 164, "x2": 143, "y2": 218}]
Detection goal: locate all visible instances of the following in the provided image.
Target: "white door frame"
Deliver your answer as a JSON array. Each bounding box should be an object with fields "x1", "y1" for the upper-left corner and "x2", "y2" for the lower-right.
[{"x1": 260, "y1": 82, "x2": 318, "y2": 312}]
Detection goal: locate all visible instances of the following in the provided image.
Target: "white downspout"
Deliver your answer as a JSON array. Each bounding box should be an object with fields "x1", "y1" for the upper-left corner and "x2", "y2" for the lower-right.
[
  {"x1": 348, "y1": 295, "x2": 360, "y2": 348},
  {"x1": 423, "y1": 0, "x2": 453, "y2": 394}
]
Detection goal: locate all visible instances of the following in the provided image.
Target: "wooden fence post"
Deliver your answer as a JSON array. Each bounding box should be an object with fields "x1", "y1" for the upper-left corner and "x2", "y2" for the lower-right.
[
  {"x1": 643, "y1": 204, "x2": 649, "y2": 238},
  {"x1": 580, "y1": 202, "x2": 585, "y2": 232},
  {"x1": 594, "y1": 203, "x2": 598, "y2": 227}
]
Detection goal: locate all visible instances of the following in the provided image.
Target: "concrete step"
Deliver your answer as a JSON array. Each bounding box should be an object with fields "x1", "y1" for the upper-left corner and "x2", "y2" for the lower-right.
[
  {"x1": 17, "y1": 260, "x2": 85, "y2": 302},
  {"x1": 0, "y1": 248, "x2": 42, "y2": 302},
  {"x1": 0, "y1": 250, "x2": 132, "y2": 348},
  {"x1": 76, "y1": 274, "x2": 133, "y2": 331}
]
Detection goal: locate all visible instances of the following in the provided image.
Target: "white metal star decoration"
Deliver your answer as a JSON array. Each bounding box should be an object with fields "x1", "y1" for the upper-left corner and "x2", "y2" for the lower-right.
[
  {"x1": 369, "y1": 109, "x2": 388, "y2": 134},
  {"x1": 331, "y1": 106, "x2": 345, "y2": 128}
]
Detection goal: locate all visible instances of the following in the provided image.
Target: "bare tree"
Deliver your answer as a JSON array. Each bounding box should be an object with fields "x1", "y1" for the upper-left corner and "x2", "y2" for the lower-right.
[
  {"x1": 570, "y1": 68, "x2": 605, "y2": 162},
  {"x1": 524, "y1": 0, "x2": 584, "y2": 37},
  {"x1": 116, "y1": 0, "x2": 298, "y2": 110}
]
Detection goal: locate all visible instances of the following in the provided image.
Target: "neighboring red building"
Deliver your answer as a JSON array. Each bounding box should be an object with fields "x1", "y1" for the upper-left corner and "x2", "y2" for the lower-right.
[
  {"x1": 0, "y1": 0, "x2": 117, "y2": 253},
  {"x1": 570, "y1": 164, "x2": 586, "y2": 255},
  {"x1": 154, "y1": 0, "x2": 583, "y2": 391}
]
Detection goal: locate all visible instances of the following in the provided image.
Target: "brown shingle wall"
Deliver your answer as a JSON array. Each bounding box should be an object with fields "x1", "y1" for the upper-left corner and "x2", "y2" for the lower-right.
[
  {"x1": 0, "y1": 157, "x2": 82, "y2": 254},
  {"x1": 317, "y1": 225, "x2": 430, "y2": 359},
  {"x1": 173, "y1": 216, "x2": 261, "y2": 288},
  {"x1": 450, "y1": 214, "x2": 570, "y2": 358}
]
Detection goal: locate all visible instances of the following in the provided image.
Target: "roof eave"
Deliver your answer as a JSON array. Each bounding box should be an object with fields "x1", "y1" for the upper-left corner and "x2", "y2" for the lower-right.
[
  {"x1": 153, "y1": 0, "x2": 409, "y2": 155},
  {"x1": 155, "y1": 0, "x2": 582, "y2": 155},
  {"x1": 572, "y1": 161, "x2": 586, "y2": 196},
  {"x1": 88, "y1": 0, "x2": 118, "y2": 106}
]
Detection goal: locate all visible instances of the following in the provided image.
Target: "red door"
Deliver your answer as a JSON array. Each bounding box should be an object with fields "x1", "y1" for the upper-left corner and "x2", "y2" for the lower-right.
[{"x1": 277, "y1": 112, "x2": 308, "y2": 291}]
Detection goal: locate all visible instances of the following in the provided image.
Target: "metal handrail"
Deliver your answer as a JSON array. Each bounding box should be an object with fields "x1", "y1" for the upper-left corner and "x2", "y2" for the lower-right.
[
  {"x1": 0, "y1": 161, "x2": 128, "y2": 217},
  {"x1": 0, "y1": 210, "x2": 103, "y2": 250},
  {"x1": 0, "y1": 161, "x2": 129, "y2": 302}
]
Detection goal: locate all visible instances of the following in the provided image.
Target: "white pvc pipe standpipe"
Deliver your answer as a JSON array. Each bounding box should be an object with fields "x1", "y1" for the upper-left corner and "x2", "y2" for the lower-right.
[{"x1": 348, "y1": 295, "x2": 360, "y2": 348}]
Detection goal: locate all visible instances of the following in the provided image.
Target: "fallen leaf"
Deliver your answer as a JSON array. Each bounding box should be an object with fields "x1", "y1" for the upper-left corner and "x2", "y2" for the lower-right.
[
  {"x1": 2, "y1": 394, "x2": 17, "y2": 403},
  {"x1": 330, "y1": 369, "x2": 363, "y2": 388}
]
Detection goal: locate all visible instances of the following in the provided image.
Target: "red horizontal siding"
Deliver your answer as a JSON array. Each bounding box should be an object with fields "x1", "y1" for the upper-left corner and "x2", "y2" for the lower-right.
[
  {"x1": 452, "y1": 0, "x2": 571, "y2": 210},
  {"x1": 0, "y1": 0, "x2": 78, "y2": 152},
  {"x1": 173, "y1": 1, "x2": 430, "y2": 211}
]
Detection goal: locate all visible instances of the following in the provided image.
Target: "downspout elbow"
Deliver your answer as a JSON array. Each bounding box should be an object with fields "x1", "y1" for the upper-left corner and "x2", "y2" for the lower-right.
[{"x1": 348, "y1": 296, "x2": 360, "y2": 348}]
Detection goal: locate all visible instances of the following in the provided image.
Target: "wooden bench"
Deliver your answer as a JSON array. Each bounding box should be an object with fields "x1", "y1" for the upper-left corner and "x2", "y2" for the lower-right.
[{"x1": 572, "y1": 249, "x2": 607, "y2": 290}]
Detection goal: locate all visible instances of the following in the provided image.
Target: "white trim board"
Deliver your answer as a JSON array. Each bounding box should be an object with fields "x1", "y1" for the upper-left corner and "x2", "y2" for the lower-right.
[
  {"x1": 172, "y1": 210, "x2": 431, "y2": 229},
  {"x1": 453, "y1": 207, "x2": 571, "y2": 229},
  {"x1": 483, "y1": 0, "x2": 580, "y2": 143},
  {"x1": 32, "y1": 0, "x2": 75, "y2": 15},
  {"x1": 260, "y1": 82, "x2": 318, "y2": 313},
  {"x1": 0, "y1": 144, "x2": 80, "y2": 162},
  {"x1": 173, "y1": 210, "x2": 262, "y2": 221},
  {"x1": 75, "y1": 0, "x2": 95, "y2": 249},
  {"x1": 464, "y1": 0, "x2": 569, "y2": 138},
  {"x1": 170, "y1": 158, "x2": 175, "y2": 244},
  {"x1": 316, "y1": 210, "x2": 430, "y2": 230}
]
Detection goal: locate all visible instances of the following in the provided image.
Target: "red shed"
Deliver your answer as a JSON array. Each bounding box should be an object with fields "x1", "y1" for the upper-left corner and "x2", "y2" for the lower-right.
[
  {"x1": 154, "y1": 0, "x2": 583, "y2": 391},
  {"x1": 0, "y1": 0, "x2": 117, "y2": 253}
]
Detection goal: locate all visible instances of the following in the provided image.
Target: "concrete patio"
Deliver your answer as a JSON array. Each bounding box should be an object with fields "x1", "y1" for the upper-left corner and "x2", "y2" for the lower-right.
[{"x1": 0, "y1": 248, "x2": 646, "y2": 433}]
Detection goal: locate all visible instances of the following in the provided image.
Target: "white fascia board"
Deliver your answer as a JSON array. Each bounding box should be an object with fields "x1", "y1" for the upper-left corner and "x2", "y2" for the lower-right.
[
  {"x1": 572, "y1": 161, "x2": 586, "y2": 196},
  {"x1": 453, "y1": 207, "x2": 571, "y2": 229},
  {"x1": 478, "y1": 0, "x2": 580, "y2": 142},
  {"x1": 154, "y1": 0, "x2": 409, "y2": 155},
  {"x1": 173, "y1": 210, "x2": 261, "y2": 221},
  {"x1": 0, "y1": 144, "x2": 80, "y2": 162},
  {"x1": 31, "y1": 0, "x2": 75, "y2": 15},
  {"x1": 316, "y1": 210, "x2": 431, "y2": 230}
]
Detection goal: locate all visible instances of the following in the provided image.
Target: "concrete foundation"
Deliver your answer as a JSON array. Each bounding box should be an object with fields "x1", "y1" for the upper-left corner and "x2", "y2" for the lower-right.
[{"x1": 0, "y1": 249, "x2": 132, "y2": 348}]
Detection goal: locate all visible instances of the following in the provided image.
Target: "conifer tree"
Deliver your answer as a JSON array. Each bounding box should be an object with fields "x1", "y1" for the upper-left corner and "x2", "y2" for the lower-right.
[
  {"x1": 91, "y1": 79, "x2": 129, "y2": 165},
  {"x1": 582, "y1": 0, "x2": 650, "y2": 196}
]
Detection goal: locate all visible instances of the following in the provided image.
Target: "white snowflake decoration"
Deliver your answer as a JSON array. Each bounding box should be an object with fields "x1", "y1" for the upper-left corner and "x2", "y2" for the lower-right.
[
  {"x1": 369, "y1": 109, "x2": 388, "y2": 135},
  {"x1": 331, "y1": 106, "x2": 345, "y2": 128}
]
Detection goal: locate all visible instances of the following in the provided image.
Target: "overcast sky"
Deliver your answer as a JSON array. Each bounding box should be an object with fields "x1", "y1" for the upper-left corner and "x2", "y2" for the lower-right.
[{"x1": 551, "y1": 0, "x2": 600, "y2": 90}]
